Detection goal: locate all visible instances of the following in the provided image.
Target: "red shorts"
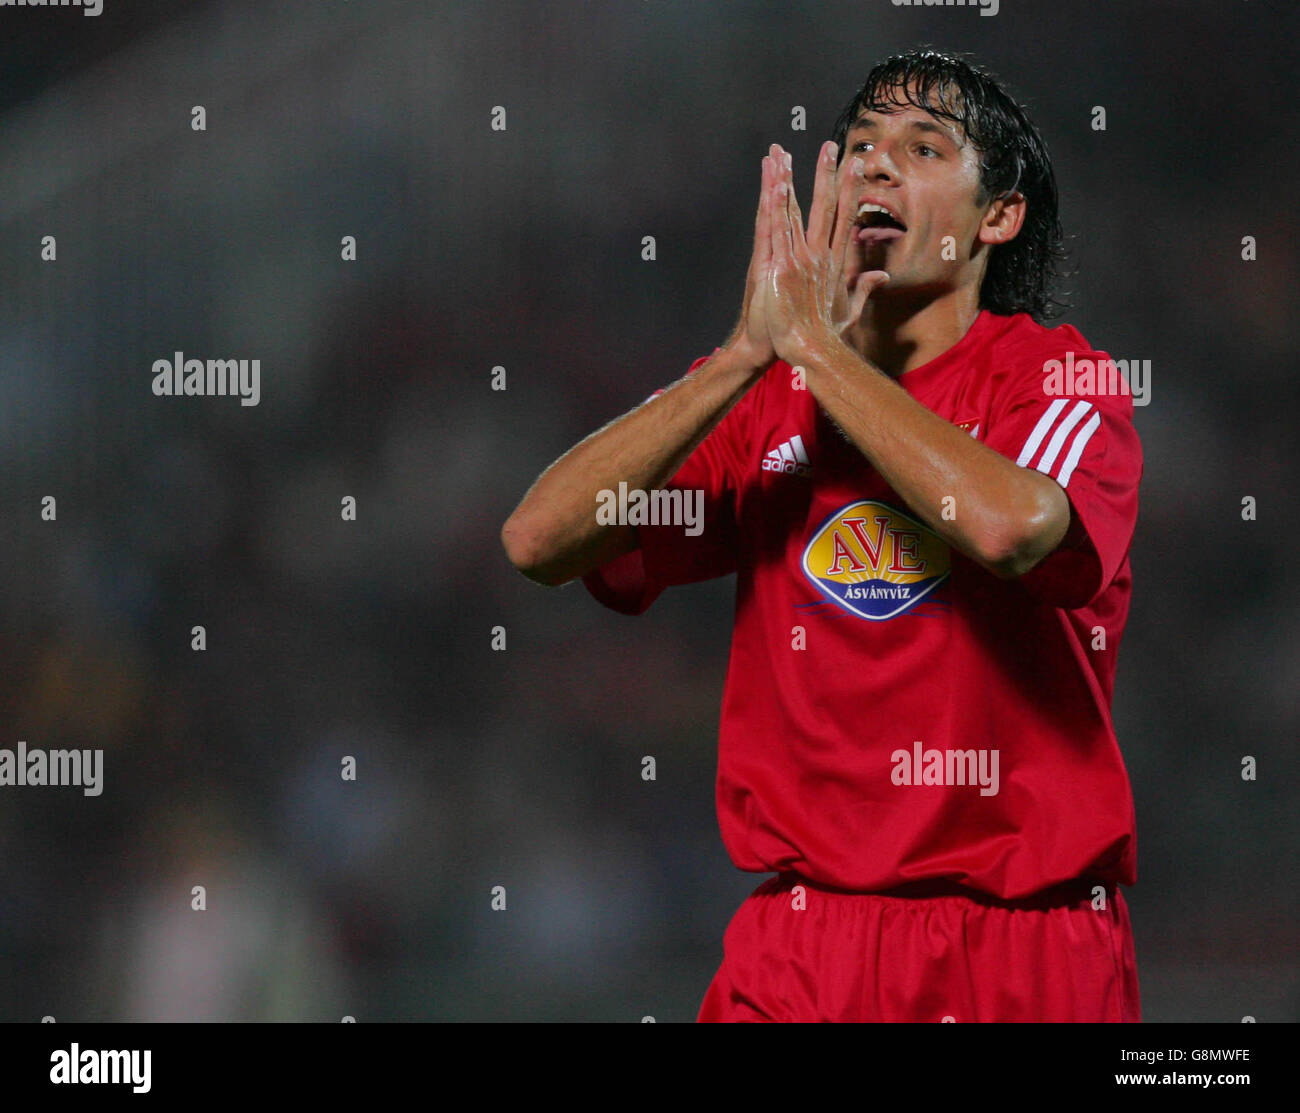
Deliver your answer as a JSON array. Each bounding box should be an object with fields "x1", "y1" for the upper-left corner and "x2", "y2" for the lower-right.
[{"x1": 698, "y1": 872, "x2": 1140, "y2": 1022}]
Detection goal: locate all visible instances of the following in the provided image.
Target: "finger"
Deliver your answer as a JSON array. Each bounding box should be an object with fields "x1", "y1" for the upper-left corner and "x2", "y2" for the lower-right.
[
  {"x1": 753, "y1": 154, "x2": 772, "y2": 275},
  {"x1": 773, "y1": 147, "x2": 799, "y2": 258},
  {"x1": 805, "y1": 140, "x2": 839, "y2": 251},
  {"x1": 769, "y1": 152, "x2": 793, "y2": 265},
  {"x1": 763, "y1": 154, "x2": 781, "y2": 266},
  {"x1": 780, "y1": 148, "x2": 810, "y2": 256},
  {"x1": 833, "y1": 155, "x2": 866, "y2": 261},
  {"x1": 848, "y1": 269, "x2": 891, "y2": 320},
  {"x1": 828, "y1": 155, "x2": 866, "y2": 288}
]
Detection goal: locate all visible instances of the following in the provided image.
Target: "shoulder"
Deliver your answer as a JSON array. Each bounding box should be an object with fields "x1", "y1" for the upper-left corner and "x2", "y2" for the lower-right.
[
  {"x1": 982, "y1": 313, "x2": 1134, "y2": 421},
  {"x1": 985, "y1": 312, "x2": 1099, "y2": 377}
]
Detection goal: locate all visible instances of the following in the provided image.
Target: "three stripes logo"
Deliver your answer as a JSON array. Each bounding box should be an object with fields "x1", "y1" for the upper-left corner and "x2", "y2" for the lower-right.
[
  {"x1": 762, "y1": 434, "x2": 813, "y2": 477},
  {"x1": 1016, "y1": 400, "x2": 1101, "y2": 488}
]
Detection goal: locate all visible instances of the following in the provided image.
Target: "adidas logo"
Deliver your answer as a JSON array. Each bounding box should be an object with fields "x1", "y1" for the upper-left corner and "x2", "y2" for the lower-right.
[{"x1": 761, "y1": 434, "x2": 813, "y2": 477}]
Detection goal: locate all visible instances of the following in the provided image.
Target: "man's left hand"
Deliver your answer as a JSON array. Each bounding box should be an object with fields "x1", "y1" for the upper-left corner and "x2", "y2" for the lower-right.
[{"x1": 761, "y1": 141, "x2": 891, "y2": 364}]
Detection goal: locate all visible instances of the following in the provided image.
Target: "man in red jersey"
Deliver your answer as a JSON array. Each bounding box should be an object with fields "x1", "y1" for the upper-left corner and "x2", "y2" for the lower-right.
[{"x1": 502, "y1": 50, "x2": 1142, "y2": 1022}]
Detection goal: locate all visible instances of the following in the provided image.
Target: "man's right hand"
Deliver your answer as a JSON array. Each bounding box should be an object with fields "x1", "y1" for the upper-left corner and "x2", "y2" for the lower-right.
[{"x1": 726, "y1": 145, "x2": 783, "y2": 370}]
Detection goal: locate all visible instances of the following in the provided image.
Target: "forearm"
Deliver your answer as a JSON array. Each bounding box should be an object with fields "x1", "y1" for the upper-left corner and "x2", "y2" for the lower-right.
[
  {"x1": 502, "y1": 342, "x2": 766, "y2": 585},
  {"x1": 795, "y1": 334, "x2": 1069, "y2": 578}
]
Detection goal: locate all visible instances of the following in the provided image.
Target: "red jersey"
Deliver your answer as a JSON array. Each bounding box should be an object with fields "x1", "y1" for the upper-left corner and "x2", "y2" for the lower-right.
[{"x1": 583, "y1": 310, "x2": 1143, "y2": 900}]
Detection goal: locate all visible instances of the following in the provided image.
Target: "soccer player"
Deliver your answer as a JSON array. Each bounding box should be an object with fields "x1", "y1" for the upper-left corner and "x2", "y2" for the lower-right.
[{"x1": 501, "y1": 49, "x2": 1142, "y2": 1022}]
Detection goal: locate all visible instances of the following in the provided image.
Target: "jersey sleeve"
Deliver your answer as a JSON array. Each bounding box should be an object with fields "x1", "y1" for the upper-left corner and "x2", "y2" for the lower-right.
[
  {"x1": 581, "y1": 352, "x2": 747, "y2": 615},
  {"x1": 982, "y1": 351, "x2": 1143, "y2": 609}
]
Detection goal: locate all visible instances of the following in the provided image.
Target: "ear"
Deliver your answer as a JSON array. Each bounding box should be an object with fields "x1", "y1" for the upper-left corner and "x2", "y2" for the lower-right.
[{"x1": 977, "y1": 190, "x2": 1026, "y2": 247}]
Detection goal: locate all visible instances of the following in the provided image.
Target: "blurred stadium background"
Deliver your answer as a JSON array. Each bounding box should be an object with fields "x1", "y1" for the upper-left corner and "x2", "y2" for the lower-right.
[{"x1": 0, "y1": 0, "x2": 1295, "y2": 1021}]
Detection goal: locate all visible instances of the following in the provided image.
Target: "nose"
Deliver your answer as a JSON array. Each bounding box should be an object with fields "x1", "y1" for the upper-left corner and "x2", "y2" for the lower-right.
[{"x1": 847, "y1": 141, "x2": 899, "y2": 184}]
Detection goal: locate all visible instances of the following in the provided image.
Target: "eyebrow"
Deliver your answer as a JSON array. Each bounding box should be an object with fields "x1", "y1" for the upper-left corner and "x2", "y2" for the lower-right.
[{"x1": 848, "y1": 114, "x2": 962, "y2": 145}]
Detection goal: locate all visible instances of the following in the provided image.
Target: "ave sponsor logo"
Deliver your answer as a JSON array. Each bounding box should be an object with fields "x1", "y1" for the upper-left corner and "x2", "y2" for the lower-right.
[{"x1": 801, "y1": 500, "x2": 950, "y2": 620}]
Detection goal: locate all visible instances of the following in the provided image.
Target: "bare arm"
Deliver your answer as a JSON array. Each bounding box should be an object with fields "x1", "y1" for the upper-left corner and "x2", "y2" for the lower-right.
[
  {"x1": 500, "y1": 342, "x2": 767, "y2": 586},
  {"x1": 501, "y1": 147, "x2": 791, "y2": 587}
]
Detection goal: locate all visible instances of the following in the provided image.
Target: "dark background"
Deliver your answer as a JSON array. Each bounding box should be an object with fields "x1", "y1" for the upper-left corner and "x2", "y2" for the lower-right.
[{"x1": 0, "y1": 0, "x2": 1295, "y2": 1021}]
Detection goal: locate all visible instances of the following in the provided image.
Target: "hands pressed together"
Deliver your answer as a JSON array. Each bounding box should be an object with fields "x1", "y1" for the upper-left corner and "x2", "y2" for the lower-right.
[{"x1": 731, "y1": 141, "x2": 892, "y2": 371}]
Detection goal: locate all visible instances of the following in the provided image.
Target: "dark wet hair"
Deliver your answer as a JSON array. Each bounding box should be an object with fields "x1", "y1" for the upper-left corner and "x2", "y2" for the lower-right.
[{"x1": 830, "y1": 48, "x2": 1068, "y2": 320}]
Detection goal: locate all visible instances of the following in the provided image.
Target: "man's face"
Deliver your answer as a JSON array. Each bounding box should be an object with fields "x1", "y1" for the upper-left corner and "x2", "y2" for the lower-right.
[{"x1": 837, "y1": 90, "x2": 1009, "y2": 300}]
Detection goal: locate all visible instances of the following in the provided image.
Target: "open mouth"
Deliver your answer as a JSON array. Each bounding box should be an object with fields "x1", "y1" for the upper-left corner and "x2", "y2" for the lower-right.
[{"x1": 854, "y1": 202, "x2": 906, "y2": 244}]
